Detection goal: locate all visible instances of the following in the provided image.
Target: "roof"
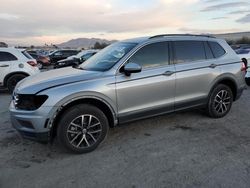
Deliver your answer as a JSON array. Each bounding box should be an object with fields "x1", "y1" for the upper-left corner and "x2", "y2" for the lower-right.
[{"x1": 121, "y1": 34, "x2": 217, "y2": 44}]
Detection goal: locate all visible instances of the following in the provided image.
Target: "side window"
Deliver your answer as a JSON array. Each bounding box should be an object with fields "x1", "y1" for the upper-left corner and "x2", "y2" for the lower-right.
[
  {"x1": 174, "y1": 41, "x2": 206, "y2": 63},
  {"x1": 204, "y1": 42, "x2": 214, "y2": 59},
  {"x1": 0, "y1": 52, "x2": 18, "y2": 62},
  {"x1": 208, "y1": 41, "x2": 226, "y2": 58},
  {"x1": 54, "y1": 51, "x2": 62, "y2": 56},
  {"x1": 128, "y1": 42, "x2": 169, "y2": 69}
]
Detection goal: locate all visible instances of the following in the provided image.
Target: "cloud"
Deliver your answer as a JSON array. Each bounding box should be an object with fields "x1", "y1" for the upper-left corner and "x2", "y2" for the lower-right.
[
  {"x1": 0, "y1": 0, "x2": 186, "y2": 39},
  {"x1": 211, "y1": 17, "x2": 228, "y2": 20},
  {"x1": 160, "y1": 0, "x2": 198, "y2": 4},
  {"x1": 228, "y1": 10, "x2": 250, "y2": 15},
  {"x1": 237, "y1": 14, "x2": 250, "y2": 23},
  {"x1": 201, "y1": 2, "x2": 249, "y2": 12},
  {"x1": 179, "y1": 27, "x2": 241, "y2": 34},
  {"x1": 0, "y1": 13, "x2": 20, "y2": 20}
]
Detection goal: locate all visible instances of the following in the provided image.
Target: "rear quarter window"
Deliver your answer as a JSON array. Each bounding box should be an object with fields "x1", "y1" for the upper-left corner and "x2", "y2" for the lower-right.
[
  {"x1": 22, "y1": 51, "x2": 33, "y2": 59},
  {"x1": 0, "y1": 51, "x2": 18, "y2": 61},
  {"x1": 208, "y1": 41, "x2": 226, "y2": 58}
]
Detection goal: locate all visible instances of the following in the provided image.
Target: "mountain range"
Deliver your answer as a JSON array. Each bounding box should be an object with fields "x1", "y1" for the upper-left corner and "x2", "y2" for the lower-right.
[
  {"x1": 58, "y1": 38, "x2": 116, "y2": 49},
  {"x1": 57, "y1": 32, "x2": 250, "y2": 49}
]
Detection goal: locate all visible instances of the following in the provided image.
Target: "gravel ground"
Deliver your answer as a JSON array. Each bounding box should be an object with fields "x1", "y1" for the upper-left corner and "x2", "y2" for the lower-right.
[{"x1": 0, "y1": 86, "x2": 250, "y2": 188}]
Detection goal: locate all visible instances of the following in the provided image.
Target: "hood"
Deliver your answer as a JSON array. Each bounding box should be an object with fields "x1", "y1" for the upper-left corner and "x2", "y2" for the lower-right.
[{"x1": 16, "y1": 67, "x2": 103, "y2": 94}]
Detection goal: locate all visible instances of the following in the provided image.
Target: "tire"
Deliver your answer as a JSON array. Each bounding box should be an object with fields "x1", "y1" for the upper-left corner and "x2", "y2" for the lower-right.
[
  {"x1": 246, "y1": 78, "x2": 250, "y2": 86},
  {"x1": 206, "y1": 84, "x2": 233, "y2": 118},
  {"x1": 57, "y1": 104, "x2": 109, "y2": 154},
  {"x1": 6, "y1": 74, "x2": 27, "y2": 93}
]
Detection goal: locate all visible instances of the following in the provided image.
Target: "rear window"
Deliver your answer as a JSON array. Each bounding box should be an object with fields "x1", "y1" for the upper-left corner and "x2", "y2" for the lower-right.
[
  {"x1": 208, "y1": 41, "x2": 226, "y2": 58},
  {"x1": 22, "y1": 51, "x2": 33, "y2": 59},
  {"x1": 174, "y1": 41, "x2": 206, "y2": 63},
  {"x1": 0, "y1": 52, "x2": 18, "y2": 61}
]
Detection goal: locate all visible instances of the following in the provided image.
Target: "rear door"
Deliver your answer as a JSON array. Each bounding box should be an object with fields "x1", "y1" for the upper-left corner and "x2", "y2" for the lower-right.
[
  {"x1": 0, "y1": 51, "x2": 17, "y2": 85},
  {"x1": 116, "y1": 41, "x2": 176, "y2": 122},
  {"x1": 173, "y1": 40, "x2": 221, "y2": 110}
]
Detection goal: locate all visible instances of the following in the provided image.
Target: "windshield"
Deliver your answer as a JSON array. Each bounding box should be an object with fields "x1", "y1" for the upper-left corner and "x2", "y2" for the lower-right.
[{"x1": 79, "y1": 42, "x2": 137, "y2": 71}]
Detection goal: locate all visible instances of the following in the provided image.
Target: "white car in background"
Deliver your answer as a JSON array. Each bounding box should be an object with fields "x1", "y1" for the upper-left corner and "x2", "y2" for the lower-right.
[
  {"x1": 0, "y1": 47, "x2": 40, "y2": 92},
  {"x1": 235, "y1": 49, "x2": 250, "y2": 85}
]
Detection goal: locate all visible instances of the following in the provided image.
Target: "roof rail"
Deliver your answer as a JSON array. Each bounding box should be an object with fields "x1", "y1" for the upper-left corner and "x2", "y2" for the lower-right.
[{"x1": 149, "y1": 34, "x2": 216, "y2": 39}]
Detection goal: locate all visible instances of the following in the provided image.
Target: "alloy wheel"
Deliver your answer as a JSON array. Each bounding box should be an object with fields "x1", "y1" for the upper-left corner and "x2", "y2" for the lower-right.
[
  {"x1": 66, "y1": 114, "x2": 102, "y2": 148},
  {"x1": 213, "y1": 90, "x2": 231, "y2": 114}
]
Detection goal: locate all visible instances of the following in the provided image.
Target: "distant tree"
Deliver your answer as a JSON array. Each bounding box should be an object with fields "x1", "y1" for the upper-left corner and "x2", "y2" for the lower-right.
[
  {"x1": 227, "y1": 36, "x2": 250, "y2": 45},
  {"x1": 0, "y1": 42, "x2": 8, "y2": 47},
  {"x1": 236, "y1": 36, "x2": 250, "y2": 44},
  {"x1": 93, "y1": 42, "x2": 109, "y2": 49},
  {"x1": 52, "y1": 44, "x2": 59, "y2": 49},
  {"x1": 30, "y1": 45, "x2": 35, "y2": 49}
]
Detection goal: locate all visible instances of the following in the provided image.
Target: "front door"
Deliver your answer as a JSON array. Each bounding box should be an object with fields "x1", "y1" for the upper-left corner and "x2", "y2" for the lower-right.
[{"x1": 115, "y1": 41, "x2": 176, "y2": 123}]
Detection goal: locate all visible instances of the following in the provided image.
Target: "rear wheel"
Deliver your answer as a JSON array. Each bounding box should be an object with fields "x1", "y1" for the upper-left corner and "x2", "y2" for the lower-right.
[
  {"x1": 6, "y1": 74, "x2": 27, "y2": 93},
  {"x1": 57, "y1": 104, "x2": 109, "y2": 153},
  {"x1": 206, "y1": 84, "x2": 233, "y2": 118}
]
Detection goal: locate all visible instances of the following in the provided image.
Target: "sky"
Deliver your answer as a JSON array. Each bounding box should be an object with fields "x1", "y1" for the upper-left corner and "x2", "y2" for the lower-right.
[{"x1": 0, "y1": 0, "x2": 250, "y2": 46}]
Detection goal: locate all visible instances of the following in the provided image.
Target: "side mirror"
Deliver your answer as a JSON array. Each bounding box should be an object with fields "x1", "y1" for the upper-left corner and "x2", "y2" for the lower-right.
[{"x1": 123, "y1": 63, "x2": 142, "y2": 76}]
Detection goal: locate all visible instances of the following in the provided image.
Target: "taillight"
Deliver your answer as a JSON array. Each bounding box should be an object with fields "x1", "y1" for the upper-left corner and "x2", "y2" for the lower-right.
[
  {"x1": 27, "y1": 61, "x2": 37, "y2": 67},
  {"x1": 241, "y1": 62, "x2": 247, "y2": 72}
]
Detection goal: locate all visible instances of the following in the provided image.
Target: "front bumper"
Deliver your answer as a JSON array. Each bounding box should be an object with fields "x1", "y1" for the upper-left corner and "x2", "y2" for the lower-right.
[{"x1": 9, "y1": 101, "x2": 53, "y2": 143}]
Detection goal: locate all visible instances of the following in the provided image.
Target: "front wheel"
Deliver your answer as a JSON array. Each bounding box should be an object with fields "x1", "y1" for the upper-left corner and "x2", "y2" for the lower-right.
[
  {"x1": 6, "y1": 74, "x2": 27, "y2": 93},
  {"x1": 206, "y1": 84, "x2": 233, "y2": 118},
  {"x1": 57, "y1": 104, "x2": 109, "y2": 153}
]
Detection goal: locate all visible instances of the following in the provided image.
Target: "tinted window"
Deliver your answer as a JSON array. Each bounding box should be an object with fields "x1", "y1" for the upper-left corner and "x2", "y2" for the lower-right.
[
  {"x1": 204, "y1": 42, "x2": 214, "y2": 59},
  {"x1": 65, "y1": 50, "x2": 78, "y2": 56},
  {"x1": 129, "y1": 42, "x2": 169, "y2": 68},
  {"x1": 208, "y1": 41, "x2": 226, "y2": 58},
  {"x1": 0, "y1": 52, "x2": 18, "y2": 62},
  {"x1": 174, "y1": 41, "x2": 206, "y2": 63},
  {"x1": 22, "y1": 51, "x2": 33, "y2": 59}
]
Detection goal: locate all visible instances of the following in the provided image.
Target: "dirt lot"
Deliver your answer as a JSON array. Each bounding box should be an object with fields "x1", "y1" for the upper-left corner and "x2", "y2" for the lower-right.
[{"x1": 0, "y1": 86, "x2": 250, "y2": 188}]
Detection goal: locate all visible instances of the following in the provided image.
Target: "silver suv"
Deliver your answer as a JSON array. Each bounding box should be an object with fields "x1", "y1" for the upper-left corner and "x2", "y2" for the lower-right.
[{"x1": 10, "y1": 34, "x2": 246, "y2": 153}]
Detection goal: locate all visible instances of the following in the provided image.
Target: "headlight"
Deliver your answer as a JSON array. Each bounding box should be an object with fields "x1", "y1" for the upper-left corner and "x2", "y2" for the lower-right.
[{"x1": 13, "y1": 93, "x2": 48, "y2": 110}]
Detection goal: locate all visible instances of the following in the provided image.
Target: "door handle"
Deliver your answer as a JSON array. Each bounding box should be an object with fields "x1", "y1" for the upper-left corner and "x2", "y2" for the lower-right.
[
  {"x1": 163, "y1": 71, "x2": 175, "y2": 76},
  {"x1": 209, "y1": 64, "x2": 217, "y2": 68},
  {"x1": 0, "y1": 65, "x2": 9, "y2": 67}
]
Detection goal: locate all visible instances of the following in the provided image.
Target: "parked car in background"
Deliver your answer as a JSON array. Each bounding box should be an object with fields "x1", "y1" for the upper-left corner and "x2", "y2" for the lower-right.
[
  {"x1": 49, "y1": 49, "x2": 80, "y2": 64},
  {"x1": 28, "y1": 52, "x2": 51, "y2": 69},
  {"x1": 54, "y1": 50, "x2": 99, "y2": 68},
  {"x1": 236, "y1": 49, "x2": 250, "y2": 85},
  {"x1": 0, "y1": 48, "x2": 40, "y2": 92},
  {"x1": 10, "y1": 34, "x2": 246, "y2": 154}
]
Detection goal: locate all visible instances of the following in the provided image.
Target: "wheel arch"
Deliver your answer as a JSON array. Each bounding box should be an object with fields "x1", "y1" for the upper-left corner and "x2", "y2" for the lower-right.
[
  {"x1": 3, "y1": 71, "x2": 29, "y2": 86},
  {"x1": 209, "y1": 75, "x2": 238, "y2": 101},
  {"x1": 50, "y1": 96, "x2": 117, "y2": 140}
]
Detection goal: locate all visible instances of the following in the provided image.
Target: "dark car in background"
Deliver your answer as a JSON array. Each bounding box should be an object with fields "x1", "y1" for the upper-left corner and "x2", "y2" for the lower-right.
[
  {"x1": 54, "y1": 50, "x2": 99, "y2": 68},
  {"x1": 49, "y1": 49, "x2": 80, "y2": 64}
]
